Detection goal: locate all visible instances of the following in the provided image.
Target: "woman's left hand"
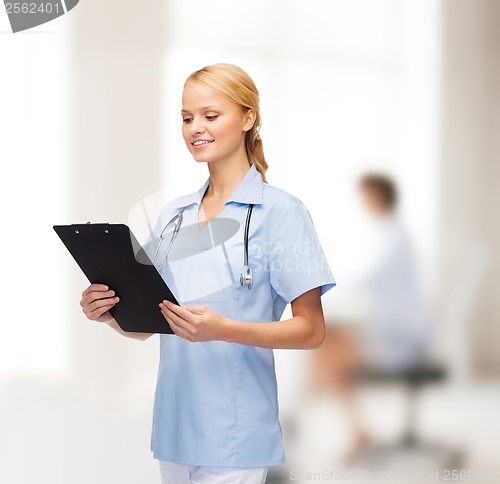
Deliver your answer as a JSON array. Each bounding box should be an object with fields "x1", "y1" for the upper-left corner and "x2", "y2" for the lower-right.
[{"x1": 159, "y1": 300, "x2": 229, "y2": 342}]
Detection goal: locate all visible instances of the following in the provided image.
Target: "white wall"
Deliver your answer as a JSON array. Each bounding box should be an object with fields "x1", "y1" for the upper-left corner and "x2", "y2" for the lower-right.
[{"x1": 439, "y1": 0, "x2": 500, "y2": 377}]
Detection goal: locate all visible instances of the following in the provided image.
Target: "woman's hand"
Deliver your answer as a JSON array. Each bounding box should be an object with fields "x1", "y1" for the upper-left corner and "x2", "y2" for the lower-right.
[
  {"x1": 80, "y1": 284, "x2": 120, "y2": 323},
  {"x1": 160, "y1": 288, "x2": 325, "y2": 349},
  {"x1": 159, "y1": 300, "x2": 228, "y2": 342}
]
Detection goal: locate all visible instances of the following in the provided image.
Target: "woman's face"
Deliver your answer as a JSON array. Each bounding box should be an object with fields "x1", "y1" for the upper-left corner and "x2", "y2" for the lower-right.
[{"x1": 181, "y1": 80, "x2": 254, "y2": 164}]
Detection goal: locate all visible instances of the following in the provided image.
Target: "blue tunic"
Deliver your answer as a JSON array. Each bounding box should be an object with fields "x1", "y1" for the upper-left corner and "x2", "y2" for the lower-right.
[{"x1": 148, "y1": 163, "x2": 336, "y2": 467}]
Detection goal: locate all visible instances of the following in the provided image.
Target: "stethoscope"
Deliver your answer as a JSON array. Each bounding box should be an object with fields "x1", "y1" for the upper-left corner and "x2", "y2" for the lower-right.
[{"x1": 151, "y1": 204, "x2": 255, "y2": 289}]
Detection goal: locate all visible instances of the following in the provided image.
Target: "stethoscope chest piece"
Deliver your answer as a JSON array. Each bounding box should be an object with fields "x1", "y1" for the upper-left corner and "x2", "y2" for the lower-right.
[
  {"x1": 239, "y1": 203, "x2": 254, "y2": 290},
  {"x1": 240, "y1": 266, "x2": 253, "y2": 289}
]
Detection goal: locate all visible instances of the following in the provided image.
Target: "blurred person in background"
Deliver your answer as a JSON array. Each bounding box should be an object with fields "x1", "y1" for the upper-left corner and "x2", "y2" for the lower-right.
[
  {"x1": 286, "y1": 174, "x2": 431, "y2": 476},
  {"x1": 350, "y1": 174, "x2": 430, "y2": 372}
]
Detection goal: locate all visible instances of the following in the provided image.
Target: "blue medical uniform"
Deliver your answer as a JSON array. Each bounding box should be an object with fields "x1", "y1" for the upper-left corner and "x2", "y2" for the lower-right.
[{"x1": 148, "y1": 162, "x2": 336, "y2": 468}]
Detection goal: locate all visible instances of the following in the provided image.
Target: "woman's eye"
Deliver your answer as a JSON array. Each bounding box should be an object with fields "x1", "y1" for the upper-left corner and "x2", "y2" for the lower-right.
[
  {"x1": 205, "y1": 115, "x2": 219, "y2": 121},
  {"x1": 182, "y1": 118, "x2": 193, "y2": 124}
]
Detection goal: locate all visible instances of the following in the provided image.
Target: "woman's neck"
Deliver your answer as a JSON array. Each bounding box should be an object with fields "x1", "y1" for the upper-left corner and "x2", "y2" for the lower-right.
[{"x1": 204, "y1": 156, "x2": 251, "y2": 201}]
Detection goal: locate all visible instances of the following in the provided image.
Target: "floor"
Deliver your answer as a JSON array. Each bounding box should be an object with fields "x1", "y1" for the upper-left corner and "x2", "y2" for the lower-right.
[{"x1": 1, "y1": 378, "x2": 499, "y2": 484}]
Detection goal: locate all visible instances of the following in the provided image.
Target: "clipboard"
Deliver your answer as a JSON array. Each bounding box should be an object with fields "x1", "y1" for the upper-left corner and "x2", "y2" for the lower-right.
[{"x1": 53, "y1": 223, "x2": 177, "y2": 334}]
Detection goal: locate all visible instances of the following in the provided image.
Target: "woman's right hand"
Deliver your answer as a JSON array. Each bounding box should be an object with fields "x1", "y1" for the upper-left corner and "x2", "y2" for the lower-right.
[{"x1": 80, "y1": 284, "x2": 120, "y2": 323}]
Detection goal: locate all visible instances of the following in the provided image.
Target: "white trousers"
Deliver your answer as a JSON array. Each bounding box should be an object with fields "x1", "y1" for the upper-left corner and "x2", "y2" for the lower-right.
[{"x1": 159, "y1": 460, "x2": 268, "y2": 484}]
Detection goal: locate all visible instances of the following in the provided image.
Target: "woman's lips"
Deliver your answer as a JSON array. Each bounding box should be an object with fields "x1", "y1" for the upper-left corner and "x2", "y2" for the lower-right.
[{"x1": 192, "y1": 140, "x2": 214, "y2": 148}]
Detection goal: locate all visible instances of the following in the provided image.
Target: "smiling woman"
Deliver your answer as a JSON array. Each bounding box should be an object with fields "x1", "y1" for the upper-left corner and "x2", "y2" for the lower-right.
[
  {"x1": 182, "y1": 83, "x2": 254, "y2": 168},
  {"x1": 182, "y1": 64, "x2": 268, "y2": 181},
  {"x1": 79, "y1": 63, "x2": 336, "y2": 484},
  {"x1": 181, "y1": 80, "x2": 258, "y2": 222}
]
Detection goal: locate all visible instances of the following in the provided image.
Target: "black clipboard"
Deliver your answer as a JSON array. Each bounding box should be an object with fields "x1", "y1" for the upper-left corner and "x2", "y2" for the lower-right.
[{"x1": 54, "y1": 223, "x2": 177, "y2": 334}]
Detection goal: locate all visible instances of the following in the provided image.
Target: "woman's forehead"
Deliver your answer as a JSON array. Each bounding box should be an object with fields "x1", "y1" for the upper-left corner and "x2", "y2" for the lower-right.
[{"x1": 182, "y1": 80, "x2": 230, "y2": 110}]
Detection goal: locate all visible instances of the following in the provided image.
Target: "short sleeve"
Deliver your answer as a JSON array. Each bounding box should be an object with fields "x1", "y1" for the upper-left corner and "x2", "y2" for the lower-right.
[{"x1": 268, "y1": 201, "x2": 336, "y2": 304}]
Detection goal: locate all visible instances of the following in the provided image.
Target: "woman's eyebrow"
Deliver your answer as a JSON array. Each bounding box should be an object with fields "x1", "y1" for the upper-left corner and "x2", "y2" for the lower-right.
[{"x1": 181, "y1": 105, "x2": 221, "y2": 114}]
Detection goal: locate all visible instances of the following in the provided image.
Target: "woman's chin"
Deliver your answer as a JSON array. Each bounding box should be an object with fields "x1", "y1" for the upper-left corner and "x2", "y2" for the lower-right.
[
  {"x1": 191, "y1": 153, "x2": 214, "y2": 163},
  {"x1": 192, "y1": 156, "x2": 210, "y2": 163}
]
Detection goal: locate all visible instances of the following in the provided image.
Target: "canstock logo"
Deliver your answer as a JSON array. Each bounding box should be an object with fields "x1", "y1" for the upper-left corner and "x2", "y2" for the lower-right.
[{"x1": 4, "y1": 0, "x2": 79, "y2": 33}]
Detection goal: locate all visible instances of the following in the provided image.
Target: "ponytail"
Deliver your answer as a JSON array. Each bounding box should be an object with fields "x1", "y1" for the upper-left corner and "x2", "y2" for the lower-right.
[{"x1": 246, "y1": 132, "x2": 268, "y2": 184}]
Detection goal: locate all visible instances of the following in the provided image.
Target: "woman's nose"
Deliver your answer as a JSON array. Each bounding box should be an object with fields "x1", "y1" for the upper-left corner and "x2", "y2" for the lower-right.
[{"x1": 190, "y1": 117, "x2": 206, "y2": 135}]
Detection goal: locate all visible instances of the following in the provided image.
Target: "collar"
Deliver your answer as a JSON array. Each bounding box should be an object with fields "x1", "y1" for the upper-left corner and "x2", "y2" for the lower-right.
[{"x1": 169, "y1": 162, "x2": 265, "y2": 209}]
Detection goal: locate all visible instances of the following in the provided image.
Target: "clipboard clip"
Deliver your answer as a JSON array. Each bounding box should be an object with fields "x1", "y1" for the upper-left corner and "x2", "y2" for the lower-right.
[{"x1": 73, "y1": 222, "x2": 109, "y2": 234}]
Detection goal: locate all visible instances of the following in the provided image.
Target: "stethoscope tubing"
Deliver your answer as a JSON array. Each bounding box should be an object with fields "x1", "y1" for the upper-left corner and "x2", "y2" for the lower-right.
[{"x1": 152, "y1": 204, "x2": 254, "y2": 288}]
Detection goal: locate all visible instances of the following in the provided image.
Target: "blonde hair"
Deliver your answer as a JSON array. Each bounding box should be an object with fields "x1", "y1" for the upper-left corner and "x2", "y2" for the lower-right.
[{"x1": 185, "y1": 63, "x2": 268, "y2": 183}]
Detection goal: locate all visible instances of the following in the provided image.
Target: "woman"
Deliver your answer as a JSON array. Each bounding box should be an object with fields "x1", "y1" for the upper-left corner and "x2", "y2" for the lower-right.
[{"x1": 80, "y1": 63, "x2": 336, "y2": 484}]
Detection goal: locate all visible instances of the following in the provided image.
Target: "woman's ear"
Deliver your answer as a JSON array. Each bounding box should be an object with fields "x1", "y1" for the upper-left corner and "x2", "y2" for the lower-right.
[{"x1": 242, "y1": 109, "x2": 257, "y2": 132}]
